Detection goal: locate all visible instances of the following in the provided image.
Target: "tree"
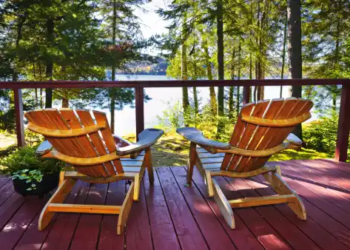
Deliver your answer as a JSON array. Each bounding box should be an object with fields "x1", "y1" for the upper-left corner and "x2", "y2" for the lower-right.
[{"x1": 288, "y1": 0, "x2": 303, "y2": 139}]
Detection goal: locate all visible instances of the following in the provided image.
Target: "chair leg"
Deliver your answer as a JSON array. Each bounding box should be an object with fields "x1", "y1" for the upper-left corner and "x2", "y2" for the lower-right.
[
  {"x1": 212, "y1": 179, "x2": 235, "y2": 229},
  {"x1": 59, "y1": 171, "x2": 65, "y2": 186},
  {"x1": 263, "y1": 171, "x2": 307, "y2": 220},
  {"x1": 117, "y1": 182, "x2": 134, "y2": 235},
  {"x1": 205, "y1": 170, "x2": 214, "y2": 197},
  {"x1": 133, "y1": 173, "x2": 141, "y2": 201},
  {"x1": 145, "y1": 148, "x2": 154, "y2": 184},
  {"x1": 38, "y1": 178, "x2": 76, "y2": 230},
  {"x1": 187, "y1": 142, "x2": 197, "y2": 185}
]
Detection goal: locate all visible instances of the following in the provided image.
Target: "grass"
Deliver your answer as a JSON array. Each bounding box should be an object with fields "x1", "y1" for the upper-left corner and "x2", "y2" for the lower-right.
[{"x1": 124, "y1": 132, "x2": 332, "y2": 167}]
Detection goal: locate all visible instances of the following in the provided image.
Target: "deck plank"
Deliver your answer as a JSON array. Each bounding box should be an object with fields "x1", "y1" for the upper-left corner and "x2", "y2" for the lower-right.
[
  {"x1": 227, "y1": 177, "x2": 320, "y2": 250},
  {"x1": 156, "y1": 167, "x2": 209, "y2": 250},
  {"x1": 69, "y1": 183, "x2": 108, "y2": 250},
  {"x1": 250, "y1": 176, "x2": 350, "y2": 250},
  {"x1": 0, "y1": 196, "x2": 46, "y2": 250},
  {"x1": 126, "y1": 174, "x2": 153, "y2": 250},
  {"x1": 143, "y1": 168, "x2": 181, "y2": 250},
  {"x1": 41, "y1": 181, "x2": 89, "y2": 250},
  {"x1": 189, "y1": 167, "x2": 264, "y2": 250},
  {"x1": 0, "y1": 159, "x2": 350, "y2": 250},
  {"x1": 97, "y1": 181, "x2": 125, "y2": 250},
  {"x1": 171, "y1": 167, "x2": 237, "y2": 250}
]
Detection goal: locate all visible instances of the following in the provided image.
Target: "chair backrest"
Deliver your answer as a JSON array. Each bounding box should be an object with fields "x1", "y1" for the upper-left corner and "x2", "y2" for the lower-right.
[
  {"x1": 221, "y1": 98, "x2": 313, "y2": 172},
  {"x1": 25, "y1": 109, "x2": 123, "y2": 177}
]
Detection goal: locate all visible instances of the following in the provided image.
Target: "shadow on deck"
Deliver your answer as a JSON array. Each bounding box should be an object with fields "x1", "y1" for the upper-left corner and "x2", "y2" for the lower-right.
[{"x1": 0, "y1": 159, "x2": 350, "y2": 250}]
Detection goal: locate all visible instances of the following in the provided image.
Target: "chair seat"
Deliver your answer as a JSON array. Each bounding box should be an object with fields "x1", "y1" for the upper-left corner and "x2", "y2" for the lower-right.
[
  {"x1": 120, "y1": 151, "x2": 145, "y2": 172},
  {"x1": 196, "y1": 147, "x2": 223, "y2": 171}
]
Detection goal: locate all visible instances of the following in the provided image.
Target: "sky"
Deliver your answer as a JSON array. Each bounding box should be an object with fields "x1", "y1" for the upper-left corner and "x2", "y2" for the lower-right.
[{"x1": 134, "y1": 0, "x2": 170, "y2": 39}]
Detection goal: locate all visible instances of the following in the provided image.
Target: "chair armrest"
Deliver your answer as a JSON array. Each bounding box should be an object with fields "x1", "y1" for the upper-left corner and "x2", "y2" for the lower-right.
[
  {"x1": 116, "y1": 129, "x2": 164, "y2": 156},
  {"x1": 36, "y1": 140, "x2": 53, "y2": 156},
  {"x1": 113, "y1": 134, "x2": 133, "y2": 147},
  {"x1": 176, "y1": 127, "x2": 230, "y2": 150},
  {"x1": 285, "y1": 133, "x2": 303, "y2": 148}
]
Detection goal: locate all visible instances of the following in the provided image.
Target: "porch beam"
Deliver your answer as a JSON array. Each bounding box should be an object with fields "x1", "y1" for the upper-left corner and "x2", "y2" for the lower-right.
[
  {"x1": 13, "y1": 89, "x2": 25, "y2": 147},
  {"x1": 243, "y1": 86, "x2": 250, "y2": 104},
  {"x1": 135, "y1": 86, "x2": 144, "y2": 139},
  {"x1": 335, "y1": 84, "x2": 350, "y2": 162}
]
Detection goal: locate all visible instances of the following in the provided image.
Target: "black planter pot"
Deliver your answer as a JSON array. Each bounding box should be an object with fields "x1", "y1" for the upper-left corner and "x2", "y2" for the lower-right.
[{"x1": 12, "y1": 172, "x2": 59, "y2": 197}]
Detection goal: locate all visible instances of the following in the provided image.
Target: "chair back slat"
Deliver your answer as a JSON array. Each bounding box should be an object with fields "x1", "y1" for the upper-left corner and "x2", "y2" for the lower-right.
[
  {"x1": 25, "y1": 109, "x2": 124, "y2": 177},
  {"x1": 93, "y1": 111, "x2": 124, "y2": 173},
  {"x1": 220, "y1": 98, "x2": 313, "y2": 172},
  {"x1": 226, "y1": 100, "x2": 270, "y2": 171},
  {"x1": 59, "y1": 109, "x2": 109, "y2": 177},
  {"x1": 76, "y1": 110, "x2": 119, "y2": 175}
]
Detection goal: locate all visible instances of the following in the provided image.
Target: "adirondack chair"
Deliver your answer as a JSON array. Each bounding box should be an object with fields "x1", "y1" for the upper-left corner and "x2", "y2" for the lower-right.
[
  {"x1": 25, "y1": 109, "x2": 163, "y2": 234},
  {"x1": 177, "y1": 98, "x2": 312, "y2": 229}
]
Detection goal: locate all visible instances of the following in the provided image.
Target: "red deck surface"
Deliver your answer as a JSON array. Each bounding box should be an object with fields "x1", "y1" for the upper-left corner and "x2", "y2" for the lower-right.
[{"x1": 0, "y1": 159, "x2": 350, "y2": 250}]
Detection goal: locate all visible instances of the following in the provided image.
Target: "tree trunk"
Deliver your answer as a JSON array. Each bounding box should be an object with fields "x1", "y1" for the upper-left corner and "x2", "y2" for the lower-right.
[
  {"x1": 203, "y1": 39, "x2": 217, "y2": 116},
  {"x1": 229, "y1": 47, "x2": 235, "y2": 118},
  {"x1": 110, "y1": 0, "x2": 117, "y2": 134},
  {"x1": 280, "y1": 10, "x2": 288, "y2": 98},
  {"x1": 288, "y1": 0, "x2": 303, "y2": 139},
  {"x1": 181, "y1": 15, "x2": 189, "y2": 126},
  {"x1": 217, "y1": 0, "x2": 224, "y2": 116},
  {"x1": 237, "y1": 38, "x2": 241, "y2": 117},
  {"x1": 193, "y1": 56, "x2": 199, "y2": 115},
  {"x1": 45, "y1": 17, "x2": 54, "y2": 108}
]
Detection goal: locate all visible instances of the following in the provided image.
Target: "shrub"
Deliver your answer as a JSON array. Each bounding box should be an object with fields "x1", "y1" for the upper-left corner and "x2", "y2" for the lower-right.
[{"x1": 0, "y1": 145, "x2": 65, "y2": 175}]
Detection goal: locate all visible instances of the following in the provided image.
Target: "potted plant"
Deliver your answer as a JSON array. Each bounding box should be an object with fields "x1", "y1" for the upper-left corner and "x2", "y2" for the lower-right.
[{"x1": 0, "y1": 145, "x2": 65, "y2": 197}]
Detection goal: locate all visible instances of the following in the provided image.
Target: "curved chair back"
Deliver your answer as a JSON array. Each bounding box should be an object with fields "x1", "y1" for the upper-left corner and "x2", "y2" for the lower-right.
[
  {"x1": 25, "y1": 109, "x2": 124, "y2": 177},
  {"x1": 221, "y1": 98, "x2": 313, "y2": 172}
]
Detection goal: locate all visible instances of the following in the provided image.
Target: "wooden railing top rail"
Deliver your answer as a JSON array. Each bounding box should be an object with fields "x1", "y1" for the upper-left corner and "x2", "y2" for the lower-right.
[{"x1": 1, "y1": 78, "x2": 350, "y2": 89}]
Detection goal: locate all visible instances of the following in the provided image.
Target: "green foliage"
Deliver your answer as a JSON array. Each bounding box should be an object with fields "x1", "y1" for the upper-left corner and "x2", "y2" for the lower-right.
[
  {"x1": 303, "y1": 111, "x2": 339, "y2": 154},
  {"x1": 0, "y1": 145, "x2": 64, "y2": 175},
  {"x1": 157, "y1": 101, "x2": 236, "y2": 142},
  {"x1": 12, "y1": 169, "x2": 43, "y2": 191}
]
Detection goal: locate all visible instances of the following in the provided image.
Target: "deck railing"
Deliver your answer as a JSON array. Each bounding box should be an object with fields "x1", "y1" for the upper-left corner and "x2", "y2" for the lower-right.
[{"x1": 2, "y1": 79, "x2": 350, "y2": 162}]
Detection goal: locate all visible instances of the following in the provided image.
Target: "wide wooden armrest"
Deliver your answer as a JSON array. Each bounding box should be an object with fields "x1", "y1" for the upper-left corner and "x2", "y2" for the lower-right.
[
  {"x1": 116, "y1": 129, "x2": 164, "y2": 156},
  {"x1": 176, "y1": 127, "x2": 230, "y2": 150},
  {"x1": 285, "y1": 133, "x2": 303, "y2": 147},
  {"x1": 113, "y1": 135, "x2": 133, "y2": 147},
  {"x1": 36, "y1": 140, "x2": 53, "y2": 156}
]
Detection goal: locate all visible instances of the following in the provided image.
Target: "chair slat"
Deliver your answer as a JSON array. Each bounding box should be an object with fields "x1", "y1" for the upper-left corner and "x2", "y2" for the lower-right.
[
  {"x1": 93, "y1": 111, "x2": 124, "y2": 174},
  {"x1": 226, "y1": 100, "x2": 270, "y2": 171},
  {"x1": 221, "y1": 103, "x2": 255, "y2": 170},
  {"x1": 236, "y1": 99, "x2": 286, "y2": 172},
  {"x1": 244, "y1": 99, "x2": 313, "y2": 171},
  {"x1": 59, "y1": 110, "x2": 109, "y2": 177},
  {"x1": 43, "y1": 109, "x2": 101, "y2": 177},
  {"x1": 76, "y1": 110, "x2": 118, "y2": 176}
]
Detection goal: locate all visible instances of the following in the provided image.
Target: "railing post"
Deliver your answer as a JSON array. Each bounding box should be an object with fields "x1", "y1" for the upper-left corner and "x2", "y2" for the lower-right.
[
  {"x1": 243, "y1": 86, "x2": 250, "y2": 104},
  {"x1": 13, "y1": 88, "x2": 25, "y2": 147},
  {"x1": 335, "y1": 84, "x2": 350, "y2": 162},
  {"x1": 135, "y1": 87, "x2": 144, "y2": 139}
]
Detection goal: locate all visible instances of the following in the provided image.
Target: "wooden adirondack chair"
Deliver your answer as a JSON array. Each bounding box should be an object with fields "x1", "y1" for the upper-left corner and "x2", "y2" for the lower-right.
[
  {"x1": 177, "y1": 98, "x2": 312, "y2": 229},
  {"x1": 25, "y1": 109, "x2": 163, "y2": 234}
]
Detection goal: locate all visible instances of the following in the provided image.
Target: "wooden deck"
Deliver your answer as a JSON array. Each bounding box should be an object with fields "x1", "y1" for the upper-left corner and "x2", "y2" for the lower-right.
[{"x1": 0, "y1": 159, "x2": 350, "y2": 250}]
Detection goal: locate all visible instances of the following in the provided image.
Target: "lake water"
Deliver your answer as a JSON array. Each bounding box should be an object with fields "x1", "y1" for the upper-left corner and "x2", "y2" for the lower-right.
[{"x1": 94, "y1": 75, "x2": 292, "y2": 136}]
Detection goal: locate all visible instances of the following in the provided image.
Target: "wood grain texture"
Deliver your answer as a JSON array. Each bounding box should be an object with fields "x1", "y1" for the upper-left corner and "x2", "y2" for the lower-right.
[{"x1": 0, "y1": 160, "x2": 349, "y2": 250}]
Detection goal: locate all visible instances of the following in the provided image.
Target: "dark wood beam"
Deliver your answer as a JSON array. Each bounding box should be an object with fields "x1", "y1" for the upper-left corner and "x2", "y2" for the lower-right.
[
  {"x1": 243, "y1": 86, "x2": 251, "y2": 104},
  {"x1": 13, "y1": 89, "x2": 25, "y2": 147},
  {"x1": 1, "y1": 79, "x2": 350, "y2": 89},
  {"x1": 335, "y1": 84, "x2": 350, "y2": 162},
  {"x1": 135, "y1": 87, "x2": 144, "y2": 139}
]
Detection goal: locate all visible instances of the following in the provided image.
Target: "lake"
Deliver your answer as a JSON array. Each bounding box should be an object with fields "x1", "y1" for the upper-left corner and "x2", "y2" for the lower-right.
[{"x1": 93, "y1": 75, "x2": 292, "y2": 136}]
